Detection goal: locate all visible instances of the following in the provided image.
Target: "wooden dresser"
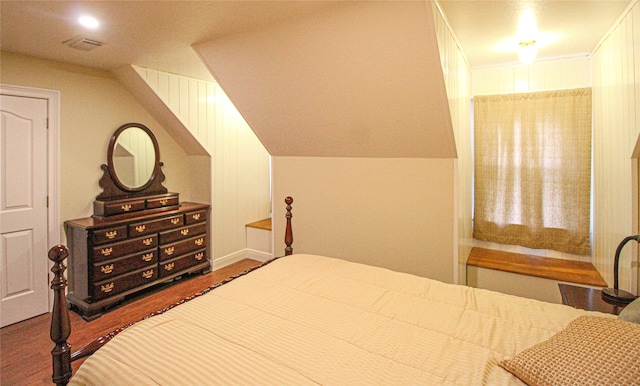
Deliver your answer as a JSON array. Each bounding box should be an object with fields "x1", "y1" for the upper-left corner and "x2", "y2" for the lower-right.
[
  {"x1": 65, "y1": 202, "x2": 210, "y2": 320},
  {"x1": 64, "y1": 122, "x2": 215, "y2": 320}
]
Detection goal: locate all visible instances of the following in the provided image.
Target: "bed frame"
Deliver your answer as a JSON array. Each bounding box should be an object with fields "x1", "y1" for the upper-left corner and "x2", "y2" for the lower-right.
[{"x1": 49, "y1": 196, "x2": 294, "y2": 386}]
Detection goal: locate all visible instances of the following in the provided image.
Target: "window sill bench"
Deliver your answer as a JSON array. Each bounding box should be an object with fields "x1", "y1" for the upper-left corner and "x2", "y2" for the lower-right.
[{"x1": 467, "y1": 247, "x2": 606, "y2": 303}]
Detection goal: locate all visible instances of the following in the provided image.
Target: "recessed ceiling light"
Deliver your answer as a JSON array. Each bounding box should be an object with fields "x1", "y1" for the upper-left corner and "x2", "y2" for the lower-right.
[{"x1": 78, "y1": 15, "x2": 100, "y2": 29}]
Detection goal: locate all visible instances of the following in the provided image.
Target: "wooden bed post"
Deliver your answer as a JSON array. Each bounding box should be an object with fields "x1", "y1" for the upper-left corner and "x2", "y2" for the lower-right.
[
  {"x1": 49, "y1": 245, "x2": 72, "y2": 386},
  {"x1": 285, "y1": 196, "x2": 293, "y2": 256}
]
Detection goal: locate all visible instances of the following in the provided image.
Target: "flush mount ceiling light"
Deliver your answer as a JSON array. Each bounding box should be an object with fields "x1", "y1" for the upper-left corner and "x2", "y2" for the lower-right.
[
  {"x1": 78, "y1": 15, "x2": 100, "y2": 29},
  {"x1": 518, "y1": 40, "x2": 537, "y2": 64},
  {"x1": 516, "y1": 9, "x2": 538, "y2": 64}
]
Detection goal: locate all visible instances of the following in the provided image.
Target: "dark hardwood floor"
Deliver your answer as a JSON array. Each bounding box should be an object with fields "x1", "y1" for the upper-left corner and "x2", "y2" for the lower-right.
[{"x1": 0, "y1": 259, "x2": 262, "y2": 386}]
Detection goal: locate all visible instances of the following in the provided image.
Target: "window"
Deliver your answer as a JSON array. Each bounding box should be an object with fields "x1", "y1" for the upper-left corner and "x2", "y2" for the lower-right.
[{"x1": 473, "y1": 88, "x2": 592, "y2": 255}]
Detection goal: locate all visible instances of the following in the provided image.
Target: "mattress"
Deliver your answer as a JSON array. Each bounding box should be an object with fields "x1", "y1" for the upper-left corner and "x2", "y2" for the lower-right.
[{"x1": 69, "y1": 254, "x2": 605, "y2": 385}]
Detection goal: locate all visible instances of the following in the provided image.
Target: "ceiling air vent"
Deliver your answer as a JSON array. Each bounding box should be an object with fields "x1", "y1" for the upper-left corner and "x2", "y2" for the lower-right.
[{"x1": 63, "y1": 36, "x2": 104, "y2": 51}]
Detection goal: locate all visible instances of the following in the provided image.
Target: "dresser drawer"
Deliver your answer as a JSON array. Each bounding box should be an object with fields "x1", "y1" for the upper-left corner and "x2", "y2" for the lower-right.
[
  {"x1": 159, "y1": 235, "x2": 207, "y2": 261},
  {"x1": 92, "y1": 266, "x2": 158, "y2": 301},
  {"x1": 129, "y1": 214, "x2": 184, "y2": 237},
  {"x1": 91, "y1": 234, "x2": 158, "y2": 262},
  {"x1": 159, "y1": 249, "x2": 207, "y2": 278},
  {"x1": 101, "y1": 199, "x2": 146, "y2": 216},
  {"x1": 184, "y1": 210, "x2": 207, "y2": 225},
  {"x1": 159, "y1": 223, "x2": 207, "y2": 244},
  {"x1": 146, "y1": 195, "x2": 179, "y2": 210},
  {"x1": 92, "y1": 249, "x2": 158, "y2": 282},
  {"x1": 91, "y1": 225, "x2": 128, "y2": 245}
]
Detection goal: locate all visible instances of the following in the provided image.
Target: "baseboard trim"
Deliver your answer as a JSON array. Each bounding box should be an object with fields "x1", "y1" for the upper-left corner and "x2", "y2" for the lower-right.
[
  {"x1": 211, "y1": 250, "x2": 247, "y2": 271},
  {"x1": 246, "y1": 249, "x2": 273, "y2": 263},
  {"x1": 211, "y1": 249, "x2": 273, "y2": 271}
]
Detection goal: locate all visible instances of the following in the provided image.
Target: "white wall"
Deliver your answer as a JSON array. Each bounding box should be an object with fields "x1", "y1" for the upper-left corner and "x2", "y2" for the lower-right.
[
  {"x1": 591, "y1": 1, "x2": 640, "y2": 295},
  {"x1": 432, "y1": 2, "x2": 473, "y2": 284},
  {"x1": 272, "y1": 157, "x2": 457, "y2": 283},
  {"x1": 472, "y1": 57, "x2": 591, "y2": 95}
]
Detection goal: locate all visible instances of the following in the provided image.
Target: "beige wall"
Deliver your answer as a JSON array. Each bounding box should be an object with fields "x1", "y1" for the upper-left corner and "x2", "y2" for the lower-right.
[
  {"x1": 272, "y1": 157, "x2": 456, "y2": 283},
  {"x1": 0, "y1": 51, "x2": 192, "y2": 243},
  {"x1": 592, "y1": 1, "x2": 640, "y2": 295}
]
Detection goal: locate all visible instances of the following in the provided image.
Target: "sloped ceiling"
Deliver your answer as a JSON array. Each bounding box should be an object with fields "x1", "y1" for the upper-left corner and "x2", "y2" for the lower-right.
[{"x1": 195, "y1": 1, "x2": 456, "y2": 158}]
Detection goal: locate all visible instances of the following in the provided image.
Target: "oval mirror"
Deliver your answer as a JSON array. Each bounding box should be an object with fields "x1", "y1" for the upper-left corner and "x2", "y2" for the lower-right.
[{"x1": 107, "y1": 123, "x2": 160, "y2": 192}]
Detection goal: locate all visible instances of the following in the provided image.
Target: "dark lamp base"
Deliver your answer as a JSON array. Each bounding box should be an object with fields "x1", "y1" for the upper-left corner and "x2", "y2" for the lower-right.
[{"x1": 602, "y1": 287, "x2": 638, "y2": 305}]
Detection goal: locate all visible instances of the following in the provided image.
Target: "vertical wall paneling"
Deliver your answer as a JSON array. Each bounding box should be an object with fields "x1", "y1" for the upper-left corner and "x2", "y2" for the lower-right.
[
  {"x1": 472, "y1": 57, "x2": 591, "y2": 96},
  {"x1": 432, "y1": 2, "x2": 473, "y2": 284},
  {"x1": 592, "y1": 1, "x2": 640, "y2": 294},
  {"x1": 133, "y1": 66, "x2": 271, "y2": 261}
]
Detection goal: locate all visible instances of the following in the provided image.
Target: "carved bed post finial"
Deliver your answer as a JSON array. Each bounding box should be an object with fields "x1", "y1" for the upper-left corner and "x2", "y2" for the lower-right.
[
  {"x1": 285, "y1": 196, "x2": 293, "y2": 256},
  {"x1": 49, "y1": 245, "x2": 72, "y2": 386}
]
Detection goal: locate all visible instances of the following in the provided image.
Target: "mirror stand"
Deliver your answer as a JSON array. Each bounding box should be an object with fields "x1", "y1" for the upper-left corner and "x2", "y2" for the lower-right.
[
  {"x1": 92, "y1": 123, "x2": 179, "y2": 220},
  {"x1": 96, "y1": 163, "x2": 168, "y2": 200}
]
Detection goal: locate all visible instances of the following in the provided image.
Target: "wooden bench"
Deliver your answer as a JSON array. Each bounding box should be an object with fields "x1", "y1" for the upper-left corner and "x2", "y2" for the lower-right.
[
  {"x1": 245, "y1": 218, "x2": 272, "y2": 262},
  {"x1": 467, "y1": 247, "x2": 606, "y2": 303},
  {"x1": 246, "y1": 218, "x2": 272, "y2": 231}
]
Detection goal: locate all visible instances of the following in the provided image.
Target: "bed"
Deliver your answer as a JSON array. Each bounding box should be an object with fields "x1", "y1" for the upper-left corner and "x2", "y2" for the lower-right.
[{"x1": 49, "y1": 197, "x2": 640, "y2": 385}]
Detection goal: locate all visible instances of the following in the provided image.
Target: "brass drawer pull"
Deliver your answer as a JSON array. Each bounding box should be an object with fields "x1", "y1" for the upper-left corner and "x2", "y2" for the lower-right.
[
  {"x1": 121, "y1": 204, "x2": 132, "y2": 212},
  {"x1": 164, "y1": 247, "x2": 175, "y2": 256},
  {"x1": 160, "y1": 199, "x2": 169, "y2": 206},
  {"x1": 142, "y1": 253, "x2": 153, "y2": 262},
  {"x1": 170, "y1": 218, "x2": 180, "y2": 225},
  {"x1": 195, "y1": 238, "x2": 204, "y2": 246},
  {"x1": 105, "y1": 230, "x2": 118, "y2": 239},
  {"x1": 100, "y1": 264, "x2": 114, "y2": 274},
  {"x1": 164, "y1": 263, "x2": 175, "y2": 271},
  {"x1": 135, "y1": 225, "x2": 146, "y2": 233},
  {"x1": 195, "y1": 252, "x2": 204, "y2": 261},
  {"x1": 142, "y1": 238, "x2": 153, "y2": 246},
  {"x1": 100, "y1": 248, "x2": 113, "y2": 257},
  {"x1": 142, "y1": 269, "x2": 154, "y2": 279},
  {"x1": 192, "y1": 213, "x2": 201, "y2": 221},
  {"x1": 101, "y1": 283, "x2": 114, "y2": 293},
  {"x1": 181, "y1": 229, "x2": 189, "y2": 236}
]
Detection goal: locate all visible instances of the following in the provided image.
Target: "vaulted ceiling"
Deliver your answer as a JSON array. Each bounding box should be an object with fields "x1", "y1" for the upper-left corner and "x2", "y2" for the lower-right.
[
  {"x1": 195, "y1": 1, "x2": 456, "y2": 158},
  {"x1": 1, "y1": 1, "x2": 632, "y2": 158},
  {"x1": 2, "y1": 1, "x2": 629, "y2": 76}
]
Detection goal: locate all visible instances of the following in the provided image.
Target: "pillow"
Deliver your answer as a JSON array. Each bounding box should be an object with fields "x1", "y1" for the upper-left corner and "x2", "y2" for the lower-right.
[
  {"x1": 500, "y1": 315, "x2": 640, "y2": 386},
  {"x1": 618, "y1": 297, "x2": 640, "y2": 324}
]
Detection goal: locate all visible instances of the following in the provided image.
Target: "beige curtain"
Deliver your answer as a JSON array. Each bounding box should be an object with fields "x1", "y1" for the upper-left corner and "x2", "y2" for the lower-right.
[{"x1": 474, "y1": 88, "x2": 592, "y2": 255}]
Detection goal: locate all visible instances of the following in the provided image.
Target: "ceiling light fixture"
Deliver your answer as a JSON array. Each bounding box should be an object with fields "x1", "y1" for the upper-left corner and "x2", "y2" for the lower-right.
[
  {"x1": 78, "y1": 15, "x2": 100, "y2": 29},
  {"x1": 518, "y1": 41, "x2": 537, "y2": 64}
]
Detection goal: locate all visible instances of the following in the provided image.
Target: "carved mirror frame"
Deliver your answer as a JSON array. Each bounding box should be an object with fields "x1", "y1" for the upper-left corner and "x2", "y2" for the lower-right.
[{"x1": 96, "y1": 123, "x2": 168, "y2": 200}]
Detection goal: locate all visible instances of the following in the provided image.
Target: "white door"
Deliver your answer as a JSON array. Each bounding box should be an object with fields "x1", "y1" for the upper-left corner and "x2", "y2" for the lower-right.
[{"x1": 0, "y1": 94, "x2": 49, "y2": 327}]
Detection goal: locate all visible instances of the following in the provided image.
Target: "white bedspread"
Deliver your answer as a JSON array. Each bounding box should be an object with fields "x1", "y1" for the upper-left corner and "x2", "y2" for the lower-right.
[{"x1": 70, "y1": 254, "x2": 606, "y2": 385}]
